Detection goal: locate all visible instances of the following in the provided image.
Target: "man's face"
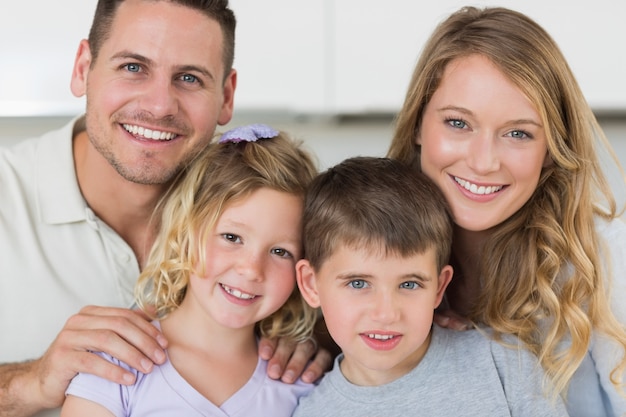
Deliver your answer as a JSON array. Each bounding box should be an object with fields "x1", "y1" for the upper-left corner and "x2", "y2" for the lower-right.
[{"x1": 71, "y1": 0, "x2": 236, "y2": 185}]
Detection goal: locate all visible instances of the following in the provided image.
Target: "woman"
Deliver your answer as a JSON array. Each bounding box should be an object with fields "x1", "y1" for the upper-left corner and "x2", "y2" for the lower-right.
[{"x1": 388, "y1": 6, "x2": 626, "y2": 416}]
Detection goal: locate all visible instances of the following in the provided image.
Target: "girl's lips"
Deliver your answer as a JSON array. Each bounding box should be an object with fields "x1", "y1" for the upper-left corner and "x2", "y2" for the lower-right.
[
  {"x1": 220, "y1": 283, "x2": 257, "y2": 300},
  {"x1": 360, "y1": 332, "x2": 402, "y2": 351}
]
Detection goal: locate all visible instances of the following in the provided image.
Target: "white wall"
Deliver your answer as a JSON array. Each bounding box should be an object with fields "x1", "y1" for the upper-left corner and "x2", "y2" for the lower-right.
[{"x1": 1, "y1": 1, "x2": 625, "y2": 117}]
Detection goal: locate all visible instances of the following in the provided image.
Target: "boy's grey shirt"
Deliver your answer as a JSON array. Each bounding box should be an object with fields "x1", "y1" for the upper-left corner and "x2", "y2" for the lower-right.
[{"x1": 294, "y1": 324, "x2": 569, "y2": 417}]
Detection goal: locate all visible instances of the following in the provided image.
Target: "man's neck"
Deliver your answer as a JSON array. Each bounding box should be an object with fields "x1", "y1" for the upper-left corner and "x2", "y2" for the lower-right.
[{"x1": 73, "y1": 130, "x2": 166, "y2": 268}]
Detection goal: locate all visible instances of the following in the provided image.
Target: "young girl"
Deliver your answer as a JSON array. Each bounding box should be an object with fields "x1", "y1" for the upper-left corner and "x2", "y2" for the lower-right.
[
  {"x1": 388, "y1": 6, "x2": 626, "y2": 416},
  {"x1": 61, "y1": 124, "x2": 319, "y2": 416}
]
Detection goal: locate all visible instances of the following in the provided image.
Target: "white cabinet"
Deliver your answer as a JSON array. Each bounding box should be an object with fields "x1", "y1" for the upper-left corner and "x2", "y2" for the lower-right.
[
  {"x1": 329, "y1": 0, "x2": 626, "y2": 114},
  {"x1": 1, "y1": 1, "x2": 625, "y2": 116}
]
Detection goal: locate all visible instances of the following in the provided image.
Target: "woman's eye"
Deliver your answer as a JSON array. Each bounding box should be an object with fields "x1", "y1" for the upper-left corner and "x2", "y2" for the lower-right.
[
  {"x1": 348, "y1": 280, "x2": 368, "y2": 289},
  {"x1": 446, "y1": 118, "x2": 467, "y2": 129},
  {"x1": 508, "y1": 130, "x2": 531, "y2": 140}
]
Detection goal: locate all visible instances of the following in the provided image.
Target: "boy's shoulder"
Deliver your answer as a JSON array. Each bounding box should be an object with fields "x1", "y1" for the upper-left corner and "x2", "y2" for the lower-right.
[{"x1": 429, "y1": 324, "x2": 540, "y2": 374}]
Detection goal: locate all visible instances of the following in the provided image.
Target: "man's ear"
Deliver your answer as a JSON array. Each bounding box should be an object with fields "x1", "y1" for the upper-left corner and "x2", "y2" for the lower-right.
[
  {"x1": 296, "y1": 259, "x2": 321, "y2": 308},
  {"x1": 70, "y1": 39, "x2": 92, "y2": 98},
  {"x1": 434, "y1": 265, "x2": 453, "y2": 308}
]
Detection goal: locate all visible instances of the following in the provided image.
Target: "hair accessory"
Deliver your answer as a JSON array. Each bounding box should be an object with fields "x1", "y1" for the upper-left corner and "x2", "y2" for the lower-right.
[{"x1": 218, "y1": 123, "x2": 279, "y2": 144}]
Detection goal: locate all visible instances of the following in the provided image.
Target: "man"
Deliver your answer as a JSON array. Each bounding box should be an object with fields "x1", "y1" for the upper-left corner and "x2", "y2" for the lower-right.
[{"x1": 0, "y1": 1, "x2": 328, "y2": 416}]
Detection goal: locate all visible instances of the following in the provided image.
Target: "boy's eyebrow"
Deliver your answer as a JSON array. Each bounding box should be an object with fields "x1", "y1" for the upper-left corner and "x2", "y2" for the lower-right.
[
  {"x1": 336, "y1": 272, "x2": 432, "y2": 282},
  {"x1": 405, "y1": 273, "x2": 432, "y2": 282}
]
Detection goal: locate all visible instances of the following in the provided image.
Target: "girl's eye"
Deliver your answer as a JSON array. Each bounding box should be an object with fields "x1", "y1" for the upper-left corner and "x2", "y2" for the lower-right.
[
  {"x1": 271, "y1": 248, "x2": 293, "y2": 259},
  {"x1": 124, "y1": 63, "x2": 141, "y2": 73},
  {"x1": 222, "y1": 233, "x2": 241, "y2": 243},
  {"x1": 446, "y1": 118, "x2": 467, "y2": 129},
  {"x1": 400, "y1": 281, "x2": 419, "y2": 290},
  {"x1": 348, "y1": 280, "x2": 368, "y2": 289}
]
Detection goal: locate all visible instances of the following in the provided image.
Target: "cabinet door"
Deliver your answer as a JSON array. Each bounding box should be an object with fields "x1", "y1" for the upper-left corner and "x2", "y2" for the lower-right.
[
  {"x1": 331, "y1": 0, "x2": 626, "y2": 115},
  {"x1": 232, "y1": 0, "x2": 327, "y2": 113}
]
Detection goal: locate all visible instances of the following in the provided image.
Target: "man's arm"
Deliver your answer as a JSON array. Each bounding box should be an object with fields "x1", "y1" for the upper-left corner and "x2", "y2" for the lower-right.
[{"x1": 0, "y1": 306, "x2": 167, "y2": 417}]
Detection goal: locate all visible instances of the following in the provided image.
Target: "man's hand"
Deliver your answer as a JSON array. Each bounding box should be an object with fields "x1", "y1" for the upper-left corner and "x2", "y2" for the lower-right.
[
  {"x1": 259, "y1": 337, "x2": 333, "y2": 384},
  {"x1": 0, "y1": 305, "x2": 167, "y2": 416}
]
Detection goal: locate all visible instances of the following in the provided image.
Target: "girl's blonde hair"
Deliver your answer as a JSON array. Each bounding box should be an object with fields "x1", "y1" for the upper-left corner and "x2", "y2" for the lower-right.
[
  {"x1": 388, "y1": 6, "x2": 626, "y2": 397},
  {"x1": 135, "y1": 130, "x2": 319, "y2": 343}
]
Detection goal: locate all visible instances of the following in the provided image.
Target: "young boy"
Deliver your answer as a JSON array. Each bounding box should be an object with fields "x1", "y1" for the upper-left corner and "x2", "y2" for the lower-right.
[{"x1": 294, "y1": 156, "x2": 569, "y2": 416}]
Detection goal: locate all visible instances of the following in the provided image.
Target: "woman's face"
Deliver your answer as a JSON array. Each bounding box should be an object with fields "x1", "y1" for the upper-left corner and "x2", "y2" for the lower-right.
[{"x1": 418, "y1": 54, "x2": 550, "y2": 232}]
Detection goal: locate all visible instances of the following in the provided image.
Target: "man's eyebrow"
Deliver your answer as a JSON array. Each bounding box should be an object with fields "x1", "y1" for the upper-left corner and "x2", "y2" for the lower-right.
[
  {"x1": 110, "y1": 51, "x2": 216, "y2": 82},
  {"x1": 177, "y1": 65, "x2": 215, "y2": 82}
]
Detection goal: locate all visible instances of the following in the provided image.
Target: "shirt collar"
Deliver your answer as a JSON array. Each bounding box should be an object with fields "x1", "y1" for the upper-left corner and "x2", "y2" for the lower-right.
[{"x1": 36, "y1": 115, "x2": 90, "y2": 225}]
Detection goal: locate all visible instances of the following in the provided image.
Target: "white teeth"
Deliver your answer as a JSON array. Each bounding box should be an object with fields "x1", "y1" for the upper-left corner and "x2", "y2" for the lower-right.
[
  {"x1": 123, "y1": 124, "x2": 176, "y2": 141},
  {"x1": 454, "y1": 177, "x2": 503, "y2": 195},
  {"x1": 367, "y1": 334, "x2": 396, "y2": 341},
  {"x1": 221, "y1": 284, "x2": 256, "y2": 300}
]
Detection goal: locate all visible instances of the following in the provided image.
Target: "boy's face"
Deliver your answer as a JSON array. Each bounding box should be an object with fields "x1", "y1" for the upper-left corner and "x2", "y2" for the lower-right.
[{"x1": 297, "y1": 244, "x2": 452, "y2": 386}]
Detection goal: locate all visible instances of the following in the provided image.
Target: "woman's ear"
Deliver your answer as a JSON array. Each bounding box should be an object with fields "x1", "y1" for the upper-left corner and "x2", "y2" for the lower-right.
[
  {"x1": 434, "y1": 265, "x2": 454, "y2": 308},
  {"x1": 542, "y1": 150, "x2": 553, "y2": 168},
  {"x1": 296, "y1": 259, "x2": 321, "y2": 308}
]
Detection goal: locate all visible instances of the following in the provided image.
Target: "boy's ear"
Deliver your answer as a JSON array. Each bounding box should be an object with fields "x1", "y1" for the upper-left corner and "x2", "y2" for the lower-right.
[
  {"x1": 296, "y1": 259, "x2": 321, "y2": 308},
  {"x1": 434, "y1": 265, "x2": 453, "y2": 308}
]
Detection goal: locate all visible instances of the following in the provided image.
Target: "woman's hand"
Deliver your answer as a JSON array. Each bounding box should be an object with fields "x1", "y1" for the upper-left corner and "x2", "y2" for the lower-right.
[{"x1": 434, "y1": 308, "x2": 474, "y2": 331}]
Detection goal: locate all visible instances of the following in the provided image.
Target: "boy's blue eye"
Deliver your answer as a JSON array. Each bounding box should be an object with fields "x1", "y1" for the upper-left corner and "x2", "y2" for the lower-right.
[
  {"x1": 348, "y1": 280, "x2": 368, "y2": 289},
  {"x1": 400, "y1": 281, "x2": 419, "y2": 290}
]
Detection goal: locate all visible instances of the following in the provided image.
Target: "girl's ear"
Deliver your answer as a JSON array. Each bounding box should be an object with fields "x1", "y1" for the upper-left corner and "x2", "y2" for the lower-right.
[
  {"x1": 296, "y1": 259, "x2": 321, "y2": 308},
  {"x1": 434, "y1": 265, "x2": 454, "y2": 308}
]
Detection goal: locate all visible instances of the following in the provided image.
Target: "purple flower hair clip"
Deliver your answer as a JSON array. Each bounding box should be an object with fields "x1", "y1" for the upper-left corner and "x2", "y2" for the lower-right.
[{"x1": 218, "y1": 123, "x2": 279, "y2": 144}]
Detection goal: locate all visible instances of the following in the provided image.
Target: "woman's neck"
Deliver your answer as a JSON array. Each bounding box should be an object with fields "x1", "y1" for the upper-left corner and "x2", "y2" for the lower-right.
[{"x1": 445, "y1": 226, "x2": 491, "y2": 316}]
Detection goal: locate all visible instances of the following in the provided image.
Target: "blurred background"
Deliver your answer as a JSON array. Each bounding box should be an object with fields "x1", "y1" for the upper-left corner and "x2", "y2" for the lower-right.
[{"x1": 1, "y1": 0, "x2": 625, "y2": 171}]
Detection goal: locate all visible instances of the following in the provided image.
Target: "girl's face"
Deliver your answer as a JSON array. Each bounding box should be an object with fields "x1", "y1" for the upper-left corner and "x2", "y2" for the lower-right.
[
  {"x1": 185, "y1": 188, "x2": 303, "y2": 331},
  {"x1": 418, "y1": 54, "x2": 550, "y2": 232}
]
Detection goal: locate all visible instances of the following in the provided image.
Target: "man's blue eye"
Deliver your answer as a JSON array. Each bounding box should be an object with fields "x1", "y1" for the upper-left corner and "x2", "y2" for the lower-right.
[
  {"x1": 125, "y1": 63, "x2": 140, "y2": 72},
  {"x1": 181, "y1": 74, "x2": 198, "y2": 83}
]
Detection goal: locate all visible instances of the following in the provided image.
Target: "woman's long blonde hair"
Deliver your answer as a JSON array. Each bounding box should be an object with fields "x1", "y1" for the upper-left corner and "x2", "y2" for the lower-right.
[
  {"x1": 135, "y1": 130, "x2": 319, "y2": 342},
  {"x1": 388, "y1": 6, "x2": 626, "y2": 397}
]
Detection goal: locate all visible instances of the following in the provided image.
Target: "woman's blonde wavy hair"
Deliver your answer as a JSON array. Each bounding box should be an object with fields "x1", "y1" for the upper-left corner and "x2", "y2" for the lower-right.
[
  {"x1": 135, "y1": 130, "x2": 319, "y2": 343},
  {"x1": 388, "y1": 6, "x2": 626, "y2": 397}
]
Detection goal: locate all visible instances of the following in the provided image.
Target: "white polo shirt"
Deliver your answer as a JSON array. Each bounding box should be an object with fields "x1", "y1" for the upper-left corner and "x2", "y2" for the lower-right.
[{"x1": 0, "y1": 116, "x2": 139, "y2": 364}]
